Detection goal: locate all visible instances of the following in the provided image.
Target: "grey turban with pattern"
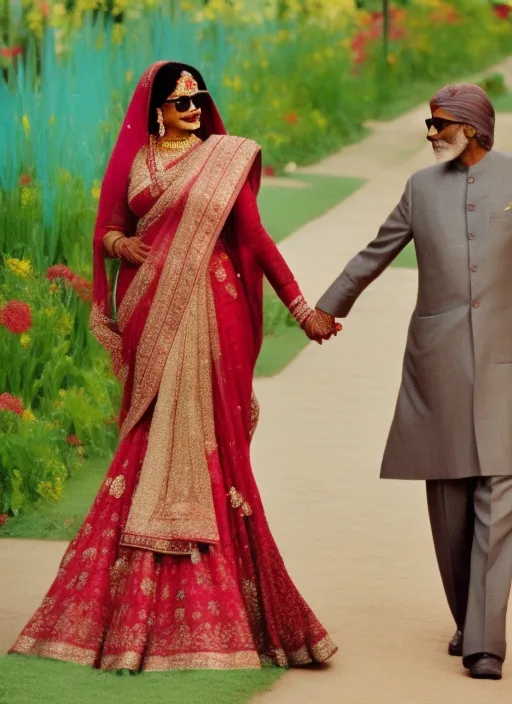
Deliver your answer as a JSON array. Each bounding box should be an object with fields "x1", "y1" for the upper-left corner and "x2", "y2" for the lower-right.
[{"x1": 430, "y1": 83, "x2": 495, "y2": 151}]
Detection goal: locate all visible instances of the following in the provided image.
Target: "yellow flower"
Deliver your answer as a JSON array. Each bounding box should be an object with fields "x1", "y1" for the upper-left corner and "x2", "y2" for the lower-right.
[
  {"x1": 58, "y1": 169, "x2": 72, "y2": 184},
  {"x1": 20, "y1": 333, "x2": 31, "y2": 350},
  {"x1": 38, "y1": 478, "x2": 64, "y2": 502},
  {"x1": 49, "y1": 282, "x2": 59, "y2": 295},
  {"x1": 387, "y1": 54, "x2": 397, "y2": 66},
  {"x1": 22, "y1": 409, "x2": 36, "y2": 422},
  {"x1": 111, "y1": 23, "x2": 124, "y2": 45},
  {"x1": 6, "y1": 258, "x2": 32, "y2": 278},
  {"x1": 44, "y1": 307, "x2": 55, "y2": 317},
  {"x1": 22, "y1": 114, "x2": 30, "y2": 135},
  {"x1": 77, "y1": 446, "x2": 85, "y2": 457},
  {"x1": 20, "y1": 187, "x2": 36, "y2": 209},
  {"x1": 91, "y1": 180, "x2": 101, "y2": 200},
  {"x1": 58, "y1": 389, "x2": 67, "y2": 398},
  {"x1": 52, "y1": 3, "x2": 67, "y2": 17},
  {"x1": 312, "y1": 110, "x2": 328, "y2": 130}
]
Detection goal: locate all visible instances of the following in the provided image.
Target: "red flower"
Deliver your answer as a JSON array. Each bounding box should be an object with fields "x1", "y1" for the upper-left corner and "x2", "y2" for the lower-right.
[
  {"x1": 40, "y1": 2, "x2": 50, "y2": 16},
  {"x1": 70, "y1": 275, "x2": 92, "y2": 302},
  {"x1": 283, "y1": 112, "x2": 298, "y2": 124},
  {"x1": 11, "y1": 45, "x2": 22, "y2": 57},
  {"x1": 0, "y1": 393, "x2": 24, "y2": 416},
  {"x1": 1, "y1": 48, "x2": 11, "y2": 58},
  {"x1": 46, "y1": 264, "x2": 75, "y2": 282},
  {"x1": 0, "y1": 514, "x2": 8, "y2": 526},
  {"x1": 263, "y1": 165, "x2": 276, "y2": 177},
  {"x1": 0, "y1": 300, "x2": 32, "y2": 334},
  {"x1": 493, "y1": 4, "x2": 512, "y2": 19},
  {"x1": 19, "y1": 174, "x2": 31, "y2": 187},
  {"x1": 66, "y1": 434, "x2": 83, "y2": 446}
]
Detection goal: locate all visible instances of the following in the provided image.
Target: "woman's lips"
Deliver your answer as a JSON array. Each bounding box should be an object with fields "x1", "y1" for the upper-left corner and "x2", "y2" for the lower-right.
[{"x1": 182, "y1": 113, "x2": 200, "y2": 123}]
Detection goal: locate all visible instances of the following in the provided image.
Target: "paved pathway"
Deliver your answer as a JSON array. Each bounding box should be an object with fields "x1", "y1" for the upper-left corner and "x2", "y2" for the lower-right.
[{"x1": 3, "y1": 61, "x2": 512, "y2": 704}]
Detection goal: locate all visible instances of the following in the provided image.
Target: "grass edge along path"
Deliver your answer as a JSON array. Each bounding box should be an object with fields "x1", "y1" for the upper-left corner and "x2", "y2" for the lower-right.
[
  {"x1": 0, "y1": 655, "x2": 284, "y2": 704},
  {"x1": 257, "y1": 173, "x2": 365, "y2": 377}
]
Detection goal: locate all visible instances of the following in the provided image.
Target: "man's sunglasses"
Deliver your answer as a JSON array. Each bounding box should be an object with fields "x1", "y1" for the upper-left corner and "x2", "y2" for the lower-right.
[
  {"x1": 164, "y1": 92, "x2": 207, "y2": 113},
  {"x1": 425, "y1": 117, "x2": 464, "y2": 133}
]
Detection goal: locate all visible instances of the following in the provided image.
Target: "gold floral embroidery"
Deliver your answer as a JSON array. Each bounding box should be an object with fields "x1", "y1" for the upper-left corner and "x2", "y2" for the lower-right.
[
  {"x1": 82, "y1": 547, "x2": 97, "y2": 561},
  {"x1": 109, "y1": 475, "x2": 126, "y2": 499},
  {"x1": 175, "y1": 608, "x2": 185, "y2": 622},
  {"x1": 214, "y1": 266, "x2": 227, "y2": 282},
  {"x1": 76, "y1": 571, "x2": 89, "y2": 590},
  {"x1": 207, "y1": 600, "x2": 220, "y2": 616},
  {"x1": 140, "y1": 577, "x2": 156, "y2": 597},
  {"x1": 249, "y1": 391, "x2": 260, "y2": 440},
  {"x1": 61, "y1": 549, "x2": 76, "y2": 568},
  {"x1": 176, "y1": 590, "x2": 185, "y2": 601},
  {"x1": 162, "y1": 585, "x2": 170, "y2": 601},
  {"x1": 83, "y1": 523, "x2": 92, "y2": 537},
  {"x1": 228, "y1": 487, "x2": 253, "y2": 517},
  {"x1": 225, "y1": 283, "x2": 238, "y2": 299}
]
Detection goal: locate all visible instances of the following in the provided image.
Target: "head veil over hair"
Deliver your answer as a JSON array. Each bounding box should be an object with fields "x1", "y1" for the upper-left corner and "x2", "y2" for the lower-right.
[
  {"x1": 430, "y1": 83, "x2": 495, "y2": 151},
  {"x1": 90, "y1": 61, "x2": 262, "y2": 378}
]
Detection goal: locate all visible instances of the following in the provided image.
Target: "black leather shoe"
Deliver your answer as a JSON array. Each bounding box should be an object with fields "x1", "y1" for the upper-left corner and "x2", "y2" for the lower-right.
[
  {"x1": 448, "y1": 629, "x2": 463, "y2": 656},
  {"x1": 468, "y1": 653, "x2": 503, "y2": 680}
]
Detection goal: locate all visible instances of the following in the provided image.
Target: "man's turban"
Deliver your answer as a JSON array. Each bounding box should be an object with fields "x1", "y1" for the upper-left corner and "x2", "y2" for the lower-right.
[{"x1": 430, "y1": 83, "x2": 495, "y2": 151}]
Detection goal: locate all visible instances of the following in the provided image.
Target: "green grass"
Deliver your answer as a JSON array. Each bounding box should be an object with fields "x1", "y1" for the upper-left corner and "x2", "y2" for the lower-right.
[
  {"x1": 392, "y1": 241, "x2": 418, "y2": 269},
  {"x1": 0, "y1": 655, "x2": 283, "y2": 704},
  {"x1": 0, "y1": 460, "x2": 106, "y2": 540},
  {"x1": 493, "y1": 91, "x2": 512, "y2": 113},
  {"x1": 258, "y1": 174, "x2": 365, "y2": 244},
  {"x1": 254, "y1": 173, "x2": 365, "y2": 376}
]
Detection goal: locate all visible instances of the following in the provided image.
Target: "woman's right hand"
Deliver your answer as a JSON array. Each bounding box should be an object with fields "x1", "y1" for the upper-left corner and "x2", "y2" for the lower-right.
[{"x1": 117, "y1": 237, "x2": 151, "y2": 265}]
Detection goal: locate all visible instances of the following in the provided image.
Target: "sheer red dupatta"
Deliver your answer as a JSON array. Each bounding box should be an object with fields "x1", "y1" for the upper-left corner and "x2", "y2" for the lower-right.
[
  {"x1": 90, "y1": 62, "x2": 265, "y2": 554},
  {"x1": 90, "y1": 61, "x2": 263, "y2": 380}
]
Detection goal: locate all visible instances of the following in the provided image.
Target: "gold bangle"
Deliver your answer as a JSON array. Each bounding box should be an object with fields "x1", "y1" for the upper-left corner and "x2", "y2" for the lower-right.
[{"x1": 103, "y1": 231, "x2": 125, "y2": 258}]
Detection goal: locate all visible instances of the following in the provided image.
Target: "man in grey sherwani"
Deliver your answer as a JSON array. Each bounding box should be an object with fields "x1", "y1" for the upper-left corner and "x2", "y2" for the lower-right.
[{"x1": 314, "y1": 83, "x2": 512, "y2": 680}]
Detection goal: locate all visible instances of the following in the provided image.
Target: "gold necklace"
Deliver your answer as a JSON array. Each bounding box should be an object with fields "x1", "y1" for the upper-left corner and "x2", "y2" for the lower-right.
[{"x1": 157, "y1": 133, "x2": 201, "y2": 152}]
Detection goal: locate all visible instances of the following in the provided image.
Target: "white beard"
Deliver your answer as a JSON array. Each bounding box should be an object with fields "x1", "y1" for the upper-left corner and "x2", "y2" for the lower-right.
[{"x1": 432, "y1": 128, "x2": 469, "y2": 163}]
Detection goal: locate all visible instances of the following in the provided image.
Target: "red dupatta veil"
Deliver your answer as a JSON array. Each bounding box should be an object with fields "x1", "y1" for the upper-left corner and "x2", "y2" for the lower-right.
[
  {"x1": 91, "y1": 61, "x2": 264, "y2": 384},
  {"x1": 90, "y1": 62, "x2": 264, "y2": 555}
]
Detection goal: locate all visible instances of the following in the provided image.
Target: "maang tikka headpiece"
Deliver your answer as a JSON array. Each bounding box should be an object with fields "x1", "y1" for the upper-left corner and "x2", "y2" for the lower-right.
[{"x1": 169, "y1": 71, "x2": 202, "y2": 99}]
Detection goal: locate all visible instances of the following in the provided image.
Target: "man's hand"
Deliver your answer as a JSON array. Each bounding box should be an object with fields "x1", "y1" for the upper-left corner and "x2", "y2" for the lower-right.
[
  {"x1": 117, "y1": 237, "x2": 151, "y2": 265},
  {"x1": 303, "y1": 308, "x2": 342, "y2": 344}
]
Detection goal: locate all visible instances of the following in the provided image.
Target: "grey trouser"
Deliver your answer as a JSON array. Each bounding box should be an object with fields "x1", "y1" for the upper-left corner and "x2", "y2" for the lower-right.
[{"x1": 426, "y1": 476, "x2": 512, "y2": 662}]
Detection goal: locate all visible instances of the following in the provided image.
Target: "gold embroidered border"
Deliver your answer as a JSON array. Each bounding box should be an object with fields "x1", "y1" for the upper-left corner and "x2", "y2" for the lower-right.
[
  {"x1": 101, "y1": 649, "x2": 261, "y2": 671},
  {"x1": 90, "y1": 303, "x2": 127, "y2": 382},
  {"x1": 120, "y1": 136, "x2": 260, "y2": 442},
  {"x1": 118, "y1": 535, "x2": 198, "y2": 555},
  {"x1": 117, "y1": 138, "x2": 219, "y2": 334},
  {"x1": 274, "y1": 634, "x2": 338, "y2": 667},
  {"x1": 11, "y1": 636, "x2": 261, "y2": 671},
  {"x1": 10, "y1": 636, "x2": 97, "y2": 667}
]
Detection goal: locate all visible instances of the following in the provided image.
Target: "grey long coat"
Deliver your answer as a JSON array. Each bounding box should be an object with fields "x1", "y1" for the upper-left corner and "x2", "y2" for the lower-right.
[{"x1": 317, "y1": 150, "x2": 512, "y2": 480}]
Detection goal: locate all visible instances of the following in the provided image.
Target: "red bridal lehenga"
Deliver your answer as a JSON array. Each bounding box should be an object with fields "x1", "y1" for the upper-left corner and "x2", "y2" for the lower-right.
[{"x1": 10, "y1": 62, "x2": 337, "y2": 671}]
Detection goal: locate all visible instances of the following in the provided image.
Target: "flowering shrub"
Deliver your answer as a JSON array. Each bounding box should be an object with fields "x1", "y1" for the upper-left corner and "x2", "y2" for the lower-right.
[{"x1": 0, "y1": 262, "x2": 120, "y2": 514}]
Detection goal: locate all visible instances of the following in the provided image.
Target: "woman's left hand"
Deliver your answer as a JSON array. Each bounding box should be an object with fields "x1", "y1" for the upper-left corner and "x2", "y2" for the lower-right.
[
  {"x1": 303, "y1": 309, "x2": 342, "y2": 344},
  {"x1": 117, "y1": 237, "x2": 151, "y2": 264}
]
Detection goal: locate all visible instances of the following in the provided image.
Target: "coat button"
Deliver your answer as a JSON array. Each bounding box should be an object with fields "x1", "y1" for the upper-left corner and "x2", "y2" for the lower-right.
[
  {"x1": 468, "y1": 177, "x2": 475, "y2": 184},
  {"x1": 467, "y1": 204, "x2": 475, "y2": 211},
  {"x1": 471, "y1": 264, "x2": 478, "y2": 273},
  {"x1": 472, "y1": 300, "x2": 480, "y2": 308},
  {"x1": 468, "y1": 232, "x2": 475, "y2": 240}
]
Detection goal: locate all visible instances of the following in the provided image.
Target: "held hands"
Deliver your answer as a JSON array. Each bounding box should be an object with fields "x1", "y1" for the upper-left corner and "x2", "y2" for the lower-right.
[
  {"x1": 115, "y1": 236, "x2": 151, "y2": 265},
  {"x1": 302, "y1": 308, "x2": 342, "y2": 344}
]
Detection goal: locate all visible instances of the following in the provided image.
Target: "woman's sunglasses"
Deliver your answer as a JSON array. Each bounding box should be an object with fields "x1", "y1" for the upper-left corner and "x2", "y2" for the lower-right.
[
  {"x1": 164, "y1": 92, "x2": 207, "y2": 113},
  {"x1": 425, "y1": 117, "x2": 464, "y2": 133}
]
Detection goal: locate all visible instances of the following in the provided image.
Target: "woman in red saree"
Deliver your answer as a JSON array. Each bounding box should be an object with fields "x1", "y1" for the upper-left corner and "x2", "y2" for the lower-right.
[{"x1": 10, "y1": 62, "x2": 338, "y2": 671}]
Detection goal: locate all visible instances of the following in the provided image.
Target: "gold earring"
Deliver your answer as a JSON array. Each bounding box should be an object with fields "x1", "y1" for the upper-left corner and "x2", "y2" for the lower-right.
[
  {"x1": 465, "y1": 125, "x2": 476, "y2": 138},
  {"x1": 157, "y1": 108, "x2": 165, "y2": 138}
]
